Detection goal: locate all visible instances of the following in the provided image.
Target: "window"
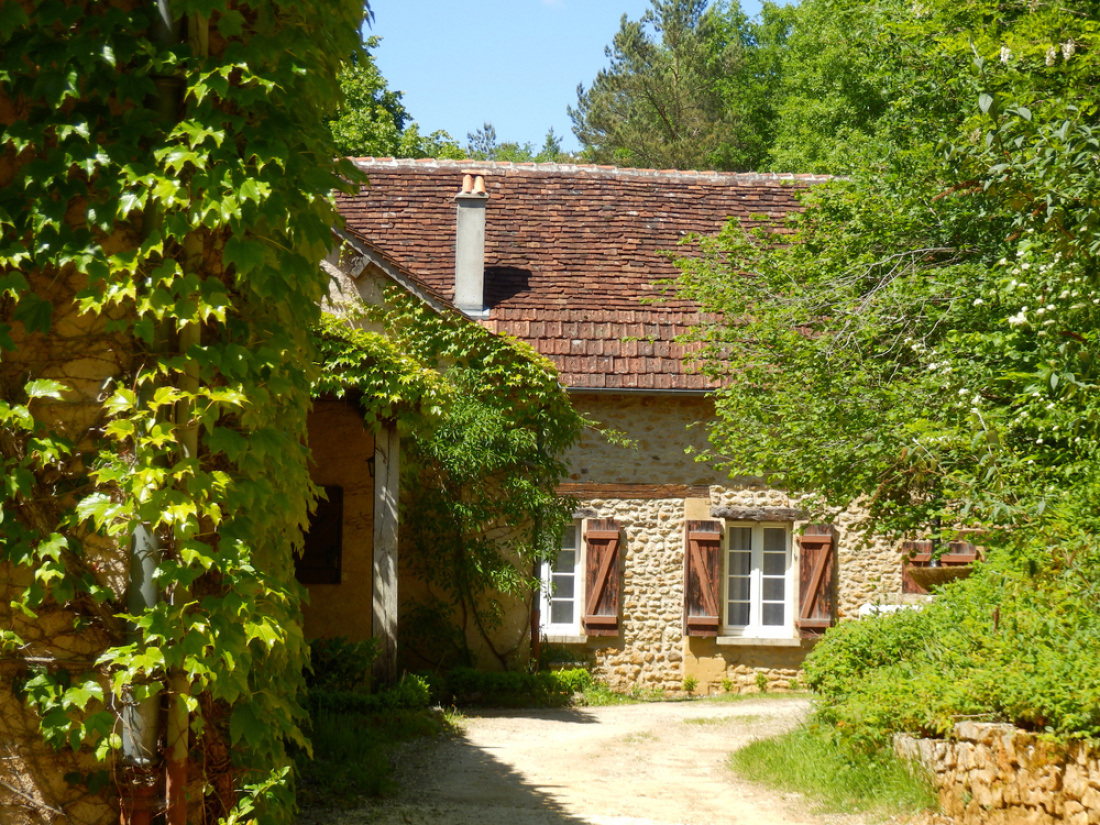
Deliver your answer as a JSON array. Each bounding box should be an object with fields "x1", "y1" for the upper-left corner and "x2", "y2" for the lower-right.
[
  {"x1": 541, "y1": 521, "x2": 582, "y2": 636},
  {"x1": 295, "y1": 485, "x2": 343, "y2": 585},
  {"x1": 724, "y1": 522, "x2": 794, "y2": 638}
]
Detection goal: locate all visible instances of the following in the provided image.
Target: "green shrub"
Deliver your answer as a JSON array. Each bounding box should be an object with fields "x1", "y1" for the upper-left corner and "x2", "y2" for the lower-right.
[
  {"x1": 805, "y1": 545, "x2": 1100, "y2": 747},
  {"x1": 580, "y1": 681, "x2": 636, "y2": 706},
  {"x1": 435, "y1": 666, "x2": 588, "y2": 707},
  {"x1": 682, "y1": 675, "x2": 699, "y2": 693},
  {"x1": 297, "y1": 707, "x2": 445, "y2": 807},
  {"x1": 297, "y1": 674, "x2": 438, "y2": 808},
  {"x1": 307, "y1": 674, "x2": 431, "y2": 716},
  {"x1": 306, "y1": 636, "x2": 380, "y2": 692},
  {"x1": 553, "y1": 667, "x2": 593, "y2": 694}
]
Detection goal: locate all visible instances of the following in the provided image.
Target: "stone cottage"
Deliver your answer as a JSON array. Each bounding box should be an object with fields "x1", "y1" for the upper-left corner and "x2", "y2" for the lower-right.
[{"x1": 336, "y1": 159, "x2": 909, "y2": 692}]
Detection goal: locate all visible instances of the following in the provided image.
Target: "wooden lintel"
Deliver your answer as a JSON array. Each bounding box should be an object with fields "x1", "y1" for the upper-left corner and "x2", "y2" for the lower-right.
[
  {"x1": 557, "y1": 483, "x2": 711, "y2": 500},
  {"x1": 710, "y1": 506, "x2": 806, "y2": 521}
]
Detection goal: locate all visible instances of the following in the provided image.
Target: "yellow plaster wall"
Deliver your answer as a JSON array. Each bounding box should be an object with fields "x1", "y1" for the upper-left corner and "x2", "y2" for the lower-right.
[
  {"x1": 681, "y1": 637, "x2": 808, "y2": 694},
  {"x1": 301, "y1": 400, "x2": 375, "y2": 641}
]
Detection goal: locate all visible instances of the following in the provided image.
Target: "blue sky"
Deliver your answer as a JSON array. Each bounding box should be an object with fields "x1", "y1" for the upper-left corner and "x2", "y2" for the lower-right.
[{"x1": 369, "y1": 1, "x2": 765, "y2": 154}]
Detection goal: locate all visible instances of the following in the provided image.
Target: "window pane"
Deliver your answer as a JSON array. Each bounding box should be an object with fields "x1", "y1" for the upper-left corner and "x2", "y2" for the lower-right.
[
  {"x1": 763, "y1": 527, "x2": 786, "y2": 553},
  {"x1": 763, "y1": 551, "x2": 785, "y2": 576},
  {"x1": 728, "y1": 602, "x2": 749, "y2": 626},
  {"x1": 729, "y1": 550, "x2": 752, "y2": 576},
  {"x1": 762, "y1": 603, "x2": 785, "y2": 626},
  {"x1": 551, "y1": 602, "x2": 574, "y2": 624},
  {"x1": 552, "y1": 574, "x2": 575, "y2": 599},
  {"x1": 553, "y1": 549, "x2": 575, "y2": 573},
  {"x1": 728, "y1": 576, "x2": 750, "y2": 601},
  {"x1": 729, "y1": 526, "x2": 752, "y2": 551},
  {"x1": 762, "y1": 578, "x2": 785, "y2": 601},
  {"x1": 560, "y1": 523, "x2": 576, "y2": 550}
]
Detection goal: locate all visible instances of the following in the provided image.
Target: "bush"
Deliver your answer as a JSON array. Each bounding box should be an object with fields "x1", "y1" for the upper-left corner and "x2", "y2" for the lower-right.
[
  {"x1": 307, "y1": 674, "x2": 431, "y2": 716},
  {"x1": 306, "y1": 636, "x2": 380, "y2": 692},
  {"x1": 553, "y1": 667, "x2": 593, "y2": 694},
  {"x1": 805, "y1": 545, "x2": 1100, "y2": 747},
  {"x1": 297, "y1": 707, "x2": 444, "y2": 806},
  {"x1": 433, "y1": 666, "x2": 591, "y2": 707}
]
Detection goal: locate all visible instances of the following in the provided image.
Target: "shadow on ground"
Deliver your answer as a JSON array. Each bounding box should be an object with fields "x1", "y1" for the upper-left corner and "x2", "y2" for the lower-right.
[{"x1": 296, "y1": 708, "x2": 596, "y2": 825}]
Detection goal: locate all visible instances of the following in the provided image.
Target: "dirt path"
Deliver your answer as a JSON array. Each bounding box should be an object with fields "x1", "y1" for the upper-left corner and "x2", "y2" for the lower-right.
[{"x1": 299, "y1": 696, "x2": 877, "y2": 825}]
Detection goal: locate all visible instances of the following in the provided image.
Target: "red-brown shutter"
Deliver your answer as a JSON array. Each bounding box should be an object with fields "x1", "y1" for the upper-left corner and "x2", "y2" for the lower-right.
[
  {"x1": 902, "y1": 539, "x2": 980, "y2": 594},
  {"x1": 683, "y1": 520, "x2": 722, "y2": 637},
  {"x1": 797, "y1": 525, "x2": 836, "y2": 638},
  {"x1": 583, "y1": 519, "x2": 621, "y2": 636}
]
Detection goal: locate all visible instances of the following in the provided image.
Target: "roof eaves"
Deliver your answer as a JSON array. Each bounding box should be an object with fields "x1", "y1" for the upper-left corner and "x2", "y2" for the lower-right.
[{"x1": 333, "y1": 225, "x2": 457, "y2": 319}]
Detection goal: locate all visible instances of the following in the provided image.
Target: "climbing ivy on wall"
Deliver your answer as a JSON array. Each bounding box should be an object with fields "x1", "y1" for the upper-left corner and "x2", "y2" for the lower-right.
[
  {"x1": 313, "y1": 288, "x2": 586, "y2": 671},
  {"x1": 1, "y1": 2, "x2": 363, "y2": 823}
]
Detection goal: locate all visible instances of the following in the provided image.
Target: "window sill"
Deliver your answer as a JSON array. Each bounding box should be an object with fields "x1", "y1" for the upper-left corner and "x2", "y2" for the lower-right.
[
  {"x1": 716, "y1": 636, "x2": 802, "y2": 647},
  {"x1": 543, "y1": 634, "x2": 588, "y2": 645}
]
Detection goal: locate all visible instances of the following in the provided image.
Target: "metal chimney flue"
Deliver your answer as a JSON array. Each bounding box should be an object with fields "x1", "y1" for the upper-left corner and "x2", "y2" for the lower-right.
[{"x1": 454, "y1": 173, "x2": 488, "y2": 316}]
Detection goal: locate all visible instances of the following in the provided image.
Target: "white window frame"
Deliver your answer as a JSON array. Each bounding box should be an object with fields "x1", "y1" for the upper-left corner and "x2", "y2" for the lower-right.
[
  {"x1": 540, "y1": 519, "x2": 584, "y2": 639},
  {"x1": 722, "y1": 521, "x2": 795, "y2": 639}
]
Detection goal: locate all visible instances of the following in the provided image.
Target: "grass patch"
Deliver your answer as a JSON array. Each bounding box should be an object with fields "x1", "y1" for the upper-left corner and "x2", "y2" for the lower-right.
[
  {"x1": 296, "y1": 708, "x2": 454, "y2": 808},
  {"x1": 729, "y1": 724, "x2": 938, "y2": 821},
  {"x1": 684, "y1": 713, "x2": 762, "y2": 726},
  {"x1": 580, "y1": 681, "x2": 640, "y2": 706},
  {"x1": 577, "y1": 681, "x2": 669, "y2": 706},
  {"x1": 702, "y1": 691, "x2": 809, "y2": 703}
]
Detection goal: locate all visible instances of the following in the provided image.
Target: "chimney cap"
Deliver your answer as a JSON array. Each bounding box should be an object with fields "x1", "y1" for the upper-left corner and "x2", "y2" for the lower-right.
[{"x1": 456, "y1": 173, "x2": 489, "y2": 200}]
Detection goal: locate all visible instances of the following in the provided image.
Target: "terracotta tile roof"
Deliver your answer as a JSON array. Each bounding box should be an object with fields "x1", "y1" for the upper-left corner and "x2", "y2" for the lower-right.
[{"x1": 337, "y1": 159, "x2": 827, "y2": 391}]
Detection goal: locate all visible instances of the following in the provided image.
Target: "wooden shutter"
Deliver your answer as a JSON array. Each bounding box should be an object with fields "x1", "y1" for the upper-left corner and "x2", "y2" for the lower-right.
[
  {"x1": 683, "y1": 520, "x2": 722, "y2": 637},
  {"x1": 797, "y1": 524, "x2": 836, "y2": 638},
  {"x1": 583, "y1": 519, "x2": 621, "y2": 636},
  {"x1": 902, "y1": 539, "x2": 980, "y2": 594}
]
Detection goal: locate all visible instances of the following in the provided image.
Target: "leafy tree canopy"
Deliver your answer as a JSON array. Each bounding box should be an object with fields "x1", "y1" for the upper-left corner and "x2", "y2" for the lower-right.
[
  {"x1": 676, "y1": 0, "x2": 1100, "y2": 549},
  {"x1": 570, "y1": 0, "x2": 788, "y2": 171},
  {"x1": 465, "y1": 122, "x2": 572, "y2": 163}
]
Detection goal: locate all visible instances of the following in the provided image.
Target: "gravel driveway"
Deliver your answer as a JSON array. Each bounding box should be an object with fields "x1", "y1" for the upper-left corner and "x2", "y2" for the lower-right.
[{"x1": 298, "y1": 695, "x2": 880, "y2": 825}]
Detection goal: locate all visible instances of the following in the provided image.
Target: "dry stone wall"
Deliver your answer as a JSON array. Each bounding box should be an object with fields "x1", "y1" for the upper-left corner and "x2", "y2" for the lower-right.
[{"x1": 897, "y1": 722, "x2": 1100, "y2": 825}]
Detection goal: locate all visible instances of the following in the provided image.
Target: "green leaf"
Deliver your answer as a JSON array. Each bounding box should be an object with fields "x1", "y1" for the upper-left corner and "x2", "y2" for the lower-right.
[
  {"x1": 229, "y1": 701, "x2": 265, "y2": 745},
  {"x1": 25, "y1": 379, "x2": 66, "y2": 400},
  {"x1": 75, "y1": 493, "x2": 122, "y2": 528},
  {"x1": 0, "y1": 2, "x2": 29, "y2": 38},
  {"x1": 13, "y1": 294, "x2": 53, "y2": 336}
]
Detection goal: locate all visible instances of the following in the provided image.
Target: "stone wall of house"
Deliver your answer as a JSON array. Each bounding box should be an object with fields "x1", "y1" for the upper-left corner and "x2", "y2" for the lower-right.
[
  {"x1": 0, "y1": 268, "x2": 131, "y2": 823},
  {"x1": 301, "y1": 399, "x2": 375, "y2": 642},
  {"x1": 565, "y1": 393, "x2": 728, "y2": 486},
  {"x1": 576, "y1": 496, "x2": 688, "y2": 691},
  {"x1": 897, "y1": 722, "x2": 1100, "y2": 825},
  {"x1": 541, "y1": 393, "x2": 910, "y2": 692},
  {"x1": 710, "y1": 487, "x2": 905, "y2": 620}
]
